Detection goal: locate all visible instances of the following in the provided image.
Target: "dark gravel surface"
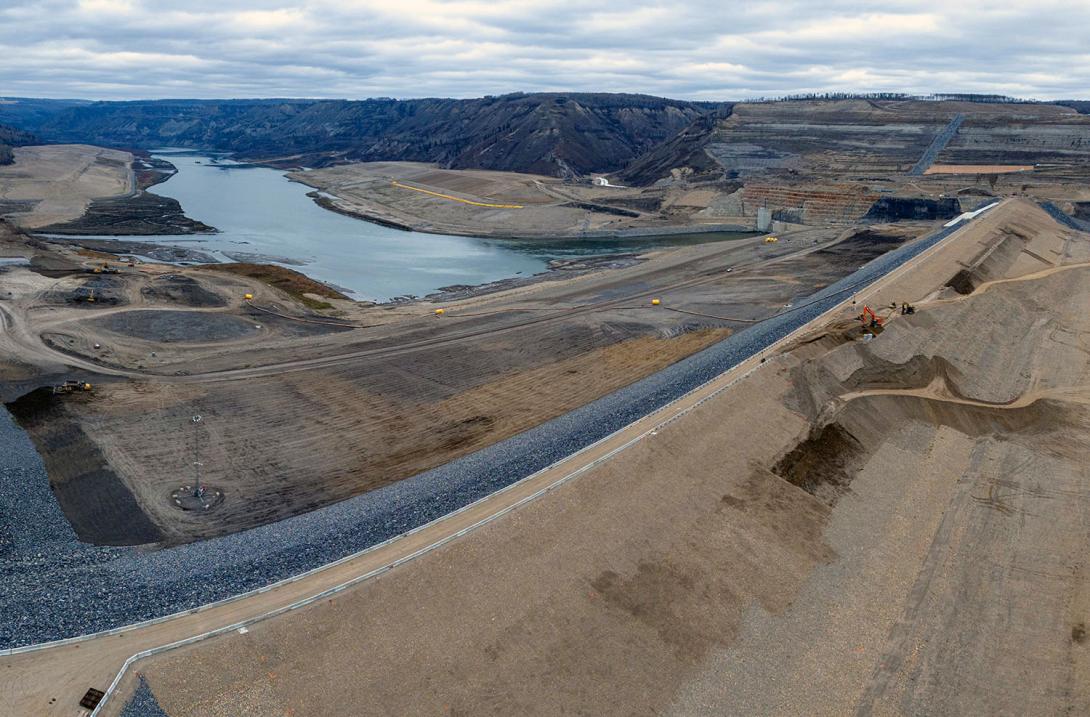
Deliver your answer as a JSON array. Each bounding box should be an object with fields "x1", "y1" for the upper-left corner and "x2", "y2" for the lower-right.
[
  {"x1": 1040, "y1": 201, "x2": 1090, "y2": 233},
  {"x1": 0, "y1": 220, "x2": 964, "y2": 650},
  {"x1": 908, "y1": 113, "x2": 965, "y2": 176},
  {"x1": 96, "y1": 310, "x2": 256, "y2": 342},
  {"x1": 119, "y1": 676, "x2": 170, "y2": 717}
]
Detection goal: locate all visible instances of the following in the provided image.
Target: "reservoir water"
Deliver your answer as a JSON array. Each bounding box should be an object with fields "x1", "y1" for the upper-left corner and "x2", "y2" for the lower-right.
[{"x1": 80, "y1": 152, "x2": 754, "y2": 302}]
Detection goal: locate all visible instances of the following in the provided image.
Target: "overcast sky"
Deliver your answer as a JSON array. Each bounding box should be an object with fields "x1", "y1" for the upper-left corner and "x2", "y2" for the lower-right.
[{"x1": 2, "y1": 0, "x2": 1088, "y2": 101}]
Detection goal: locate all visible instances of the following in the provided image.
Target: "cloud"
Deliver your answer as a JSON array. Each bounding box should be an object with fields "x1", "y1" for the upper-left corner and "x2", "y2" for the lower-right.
[{"x1": 0, "y1": 0, "x2": 1087, "y2": 100}]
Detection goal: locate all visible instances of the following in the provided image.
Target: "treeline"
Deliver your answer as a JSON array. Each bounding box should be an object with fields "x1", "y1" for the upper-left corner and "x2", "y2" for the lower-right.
[
  {"x1": 1058, "y1": 101, "x2": 1090, "y2": 115},
  {"x1": 745, "y1": 92, "x2": 1040, "y2": 104},
  {"x1": 747, "y1": 92, "x2": 914, "y2": 102},
  {"x1": 925, "y1": 93, "x2": 1038, "y2": 104},
  {"x1": 0, "y1": 123, "x2": 36, "y2": 166}
]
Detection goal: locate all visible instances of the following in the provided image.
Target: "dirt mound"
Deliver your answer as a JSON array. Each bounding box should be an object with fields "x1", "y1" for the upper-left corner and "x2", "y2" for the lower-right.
[
  {"x1": 845, "y1": 354, "x2": 963, "y2": 393},
  {"x1": 772, "y1": 423, "x2": 864, "y2": 505},
  {"x1": 45, "y1": 274, "x2": 131, "y2": 307},
  {"x1": 196, "y1": 262, "x2": 346, "y2": 309},
  {"x1": 141, "y1": 274, "x2": 226, "y2": 308}
]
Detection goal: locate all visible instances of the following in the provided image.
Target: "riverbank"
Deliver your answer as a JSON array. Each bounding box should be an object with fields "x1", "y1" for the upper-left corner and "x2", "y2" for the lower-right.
[
  {"x1": 37, "y1": 152, "x2": 216, "y2": 236},
  {"x1": 290, "y1": 161, "x2": 762, "y2": 240},
  {"x1": 421, "y1": 253, "x2": 646, "y2": 303},
  {"x1": 34, "y1": 151, "x2": 774, "y2": 302},
  {"x1": 307, "y1": 186, "x2": 757, "y2": 240},
  {"x1": 37, "y1": 190, "x2": 216, "y2": 236}
]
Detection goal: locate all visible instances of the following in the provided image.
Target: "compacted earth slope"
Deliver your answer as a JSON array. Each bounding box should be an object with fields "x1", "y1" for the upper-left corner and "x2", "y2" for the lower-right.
[{"x1": 123, "y1": 200, "x2": 1090, "y2": 715}]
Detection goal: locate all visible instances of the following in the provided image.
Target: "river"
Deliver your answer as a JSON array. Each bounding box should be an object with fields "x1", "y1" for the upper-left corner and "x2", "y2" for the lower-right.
[{"x1": 78, "y1": 151, "x2": 754, "y2": 302}]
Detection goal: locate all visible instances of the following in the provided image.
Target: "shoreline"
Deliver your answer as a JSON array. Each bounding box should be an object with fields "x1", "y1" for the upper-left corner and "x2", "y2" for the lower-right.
[
  {"x1": 32, "y1": 231, "x2": 651, "y2": 306},
  {"x1": 300, "y1": 184, "x2": 760, "y2": 240},
  {"x1": 25, "y1": 149, "x2": 760, "y2": 307},
  {"x1": 35, "y1": 153, "x2": 217, "y2": 237}
]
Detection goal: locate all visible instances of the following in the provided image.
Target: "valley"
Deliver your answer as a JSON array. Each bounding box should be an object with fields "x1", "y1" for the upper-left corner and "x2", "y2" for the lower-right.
[{"x1": 2, "y1": 92, "x2": 1090, "y2": 716}]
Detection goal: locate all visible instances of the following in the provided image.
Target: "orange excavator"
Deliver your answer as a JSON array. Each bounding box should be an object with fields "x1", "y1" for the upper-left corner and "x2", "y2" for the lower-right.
[{"x1": 858, "y1": 305, "x2": 883, "y2": 328}]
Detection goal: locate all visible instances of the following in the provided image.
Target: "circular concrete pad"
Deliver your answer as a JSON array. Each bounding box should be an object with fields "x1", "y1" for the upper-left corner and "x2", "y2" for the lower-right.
[{"x1": 170, "y1": 485, "x2": 225, "y2": 512}]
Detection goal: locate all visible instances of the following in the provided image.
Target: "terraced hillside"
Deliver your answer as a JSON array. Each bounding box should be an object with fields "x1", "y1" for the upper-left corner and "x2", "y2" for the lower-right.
[
  {"x1": 605, "y1": 99, "x2": 1090, "y2": 233},
  {"x1": 625, "y1": 100, "x2": 1090, "y2": 183},
  {"x1": 619, "y1": 99, "x2": 960, "y2": 185}
]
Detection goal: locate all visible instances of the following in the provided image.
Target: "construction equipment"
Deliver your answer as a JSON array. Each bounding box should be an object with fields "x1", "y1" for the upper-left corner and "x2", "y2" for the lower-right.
[
  {"x1": 764, "y1": 236, "x2": 779, "y2": 244},
  {"x1": 858, "y1": 305, "x2": 883, "y2": 328},
  {"x1": 900, "y1": 302, "x2": 916, "y2": 315},
  {"x1": 53, "y1": 380, "x2": 93, "y2": 395}
]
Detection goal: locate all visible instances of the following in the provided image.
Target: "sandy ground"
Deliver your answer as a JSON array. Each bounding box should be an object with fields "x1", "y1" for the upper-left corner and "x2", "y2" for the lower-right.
[
  {"x1": 0, "y1": 221, "x2": 920, "y2": 546},
  {"x1": 79, "y1": 199, "x2": 1090, "y2": 715},
  {"x1": 291, "y1": 161, "x2": 755, "y2": 238},
  {"x1": 0, "y1": 145, "x2": 134, "y2": 228},
  {"x1": 924, "y1": 164, "x2": 1035, "y2": 174}
]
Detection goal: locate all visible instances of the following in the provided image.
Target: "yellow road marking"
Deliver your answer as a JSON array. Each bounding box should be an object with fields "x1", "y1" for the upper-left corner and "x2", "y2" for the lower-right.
[{"x1": 390, "y1": 180, "x2": 524, "y2": 208}]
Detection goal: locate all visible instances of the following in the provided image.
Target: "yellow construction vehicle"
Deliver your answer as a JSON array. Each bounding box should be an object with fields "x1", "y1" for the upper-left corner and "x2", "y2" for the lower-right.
[
  {"x1": 53, "y1": 380, "x2": 93, "y2": 395},
  {"x1": 764, "y1": 236, "x2": 779, "y2": 244}
]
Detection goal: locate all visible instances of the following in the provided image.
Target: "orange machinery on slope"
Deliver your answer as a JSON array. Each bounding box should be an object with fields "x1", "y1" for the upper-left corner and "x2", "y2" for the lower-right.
[{"x1": 858, "y1": 305, "x2": 883, "y2": 328}]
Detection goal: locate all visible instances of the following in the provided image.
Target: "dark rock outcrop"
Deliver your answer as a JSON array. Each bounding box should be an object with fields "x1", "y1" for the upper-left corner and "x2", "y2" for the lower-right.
[{"x1": 864, "y1": 196, "x2": 961, "y2": 222}]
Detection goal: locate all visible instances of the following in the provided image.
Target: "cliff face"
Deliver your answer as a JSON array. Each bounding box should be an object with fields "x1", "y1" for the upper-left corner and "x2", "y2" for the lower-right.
[
  {"x1": 11, "y1": 94, "x2": 721, "y2": 178},
  {"x1": 615, "y1": 107, "x2": 734, "y2": 185}
]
